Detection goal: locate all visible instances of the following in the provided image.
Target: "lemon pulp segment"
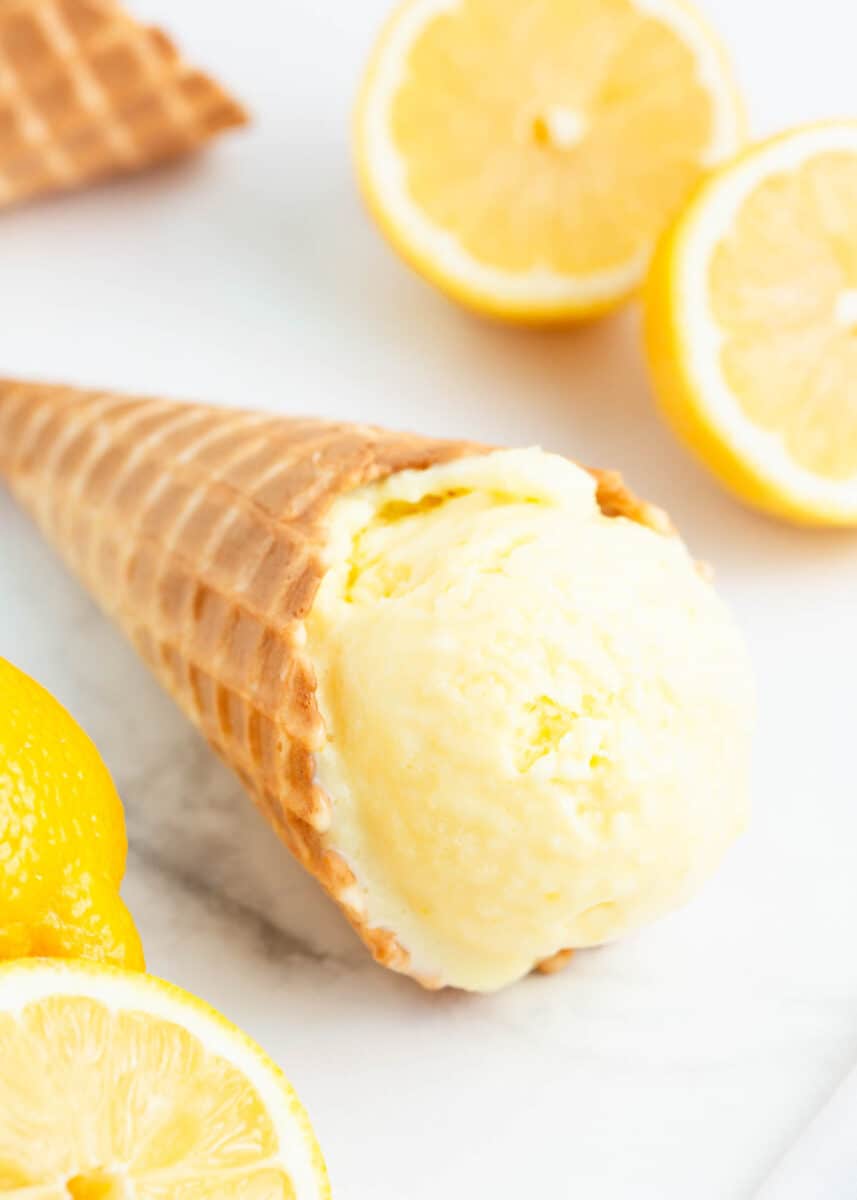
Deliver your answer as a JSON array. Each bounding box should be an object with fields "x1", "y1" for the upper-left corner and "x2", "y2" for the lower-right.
[{"x1": 711, "y1": 151, "x2": 857, "y2": 480}]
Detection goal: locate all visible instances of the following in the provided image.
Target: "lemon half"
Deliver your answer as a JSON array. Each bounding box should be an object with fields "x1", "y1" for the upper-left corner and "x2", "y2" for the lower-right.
[
  {"x1": 645, "y1": 121, "x2": 857, "y2": 525},
  {"x1": 0, "y1": 959, "x2": 330, "y2": 1198},
  {"x1": 355, "y1": 0, "x2": 744, "y2": 321}
]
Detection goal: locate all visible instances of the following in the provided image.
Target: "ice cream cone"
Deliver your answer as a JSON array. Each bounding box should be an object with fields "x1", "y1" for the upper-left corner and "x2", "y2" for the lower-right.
[
  {"x1": 0, "y1": 0, "x2": 247, "y2": 209},
  {"x1": 0, "y1": 379, "x2": 679, "y2": 987}
]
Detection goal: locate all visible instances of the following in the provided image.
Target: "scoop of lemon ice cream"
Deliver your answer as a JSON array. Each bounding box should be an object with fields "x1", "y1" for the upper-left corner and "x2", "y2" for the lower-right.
[{"x1": 308, "y1": 449, "x2": 753, "y2": 992}]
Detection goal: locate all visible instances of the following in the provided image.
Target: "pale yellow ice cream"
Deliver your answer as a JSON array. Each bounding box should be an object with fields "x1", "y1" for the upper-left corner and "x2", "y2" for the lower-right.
[{"x1": 308, "y1": 449, "x2": 753, "y2": 992}]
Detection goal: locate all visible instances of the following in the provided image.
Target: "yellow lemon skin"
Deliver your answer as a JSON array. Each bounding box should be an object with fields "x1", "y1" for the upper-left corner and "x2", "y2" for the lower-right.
[
  {"x1": 0, "y1": 659, "x2": 144, "y2": 970},
  {"x1": 644, "y1": 123, "x2": 857, "y2": 527}
]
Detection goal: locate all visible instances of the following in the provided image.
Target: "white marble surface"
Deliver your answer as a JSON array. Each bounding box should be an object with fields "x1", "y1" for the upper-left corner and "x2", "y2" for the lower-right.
[{"x1": 2, "y1": 1, "x2": 857, "y2": 1196}]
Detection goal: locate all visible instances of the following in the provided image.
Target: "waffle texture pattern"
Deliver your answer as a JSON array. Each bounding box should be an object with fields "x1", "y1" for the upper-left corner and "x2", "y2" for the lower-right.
[
  {"x1": 0, "y1": 0, "x2": 246, "y2": 207},
  {"x1": 0, "y1": 379, "x2": 668, "y2": 984}
]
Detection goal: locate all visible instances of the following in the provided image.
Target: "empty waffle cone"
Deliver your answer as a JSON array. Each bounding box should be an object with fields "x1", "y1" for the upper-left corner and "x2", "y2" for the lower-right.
[
  {"x1": 0, "y1": 380, "x2": 752, "y2": 992},
  {"x1": 0, "y1": 0, "x2": 247, "y2": 209}
]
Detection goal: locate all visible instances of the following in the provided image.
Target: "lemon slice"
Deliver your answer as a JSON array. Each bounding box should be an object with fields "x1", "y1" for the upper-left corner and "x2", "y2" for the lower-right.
[
  {"x1": 355, "y1": 0, "x2": 743, "y2": 322},
  {"x1": 0, "y1": 960, "x2": 330, "y2": 1198},
  {"x1": 645, "y1": 121, "x2": 857, "y2": 525}
]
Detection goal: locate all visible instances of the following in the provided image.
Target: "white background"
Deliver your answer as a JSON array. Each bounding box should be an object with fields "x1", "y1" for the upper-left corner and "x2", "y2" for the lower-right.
[{"x1": 2, "y1": 2, "x2": 857, "y2": 1196}]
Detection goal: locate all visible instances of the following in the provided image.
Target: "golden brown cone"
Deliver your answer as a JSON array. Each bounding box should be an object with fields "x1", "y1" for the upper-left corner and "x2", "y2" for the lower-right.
[
  {"x1": 0, "y1": 379, "x2": 670, "y2": 987},
  {"x1": 0, "y1": 0, "x2": 247, "y2": 209}
]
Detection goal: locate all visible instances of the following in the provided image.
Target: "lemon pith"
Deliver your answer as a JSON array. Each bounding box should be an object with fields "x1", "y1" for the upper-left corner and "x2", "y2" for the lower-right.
[
  {"x1": 645, "y1": 121, "x2": 857, "y2": 526},
  {"x1": 0, "y1": 958, "x2": 330, "y2": 1198},
  {"x1": 355, "y1": 0, "x2": 744, "y2": 321},
  {"x1": 0, "y1": 658, "x2": 144, "y2": 969}
]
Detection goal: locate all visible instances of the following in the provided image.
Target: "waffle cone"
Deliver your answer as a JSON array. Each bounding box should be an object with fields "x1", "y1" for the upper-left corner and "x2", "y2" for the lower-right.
[
  {"x1": 0, "y1": 0, "x2": 247, "y2": 209},
  {"x1": 0, "y1": 379, "x2": 669, "y2": 986}
]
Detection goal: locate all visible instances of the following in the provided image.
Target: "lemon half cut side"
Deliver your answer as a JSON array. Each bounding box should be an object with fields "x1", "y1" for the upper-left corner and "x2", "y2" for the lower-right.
[
  {"x1": 355, "y1": 0, "x2": 744, "y2": 321},
  {"x1": 0, "y1": 959, "x2": 331, "y2": 1199},
  {"x1": 645, "y1": 121, "x2": 857, "y2": 525}
]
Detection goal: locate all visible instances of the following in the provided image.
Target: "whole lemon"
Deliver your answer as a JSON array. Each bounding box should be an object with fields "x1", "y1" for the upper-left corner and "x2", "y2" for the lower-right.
[{"x1": 0, "y1": 658, "x2": 143, "y2": 968}]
